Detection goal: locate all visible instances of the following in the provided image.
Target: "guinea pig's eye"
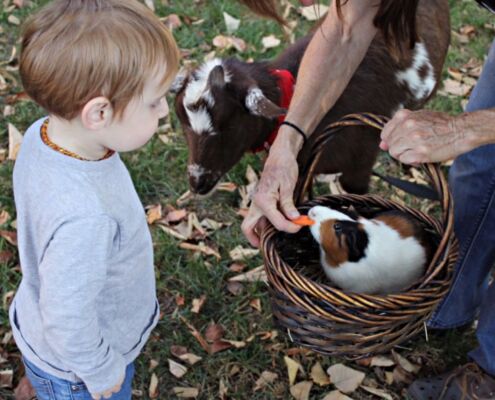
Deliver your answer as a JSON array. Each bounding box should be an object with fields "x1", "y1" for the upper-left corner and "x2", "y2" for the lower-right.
[{"x1": 334, "y1": 222, "x2": 343, "y2": 234}]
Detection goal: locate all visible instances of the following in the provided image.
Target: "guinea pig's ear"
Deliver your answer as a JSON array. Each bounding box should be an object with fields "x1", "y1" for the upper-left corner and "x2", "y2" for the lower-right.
[{"x1": 342, "y1": 221, "x2": 369, "y2": 262}]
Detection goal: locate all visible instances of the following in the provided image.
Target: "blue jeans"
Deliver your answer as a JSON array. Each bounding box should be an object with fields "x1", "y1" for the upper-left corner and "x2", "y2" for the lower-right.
[
  {"x1": 23, "y1": 357, "x2": 135, "y2": 400},
  {"x1": 428, "y1": 38, "x2": 495, "y2": 376}
]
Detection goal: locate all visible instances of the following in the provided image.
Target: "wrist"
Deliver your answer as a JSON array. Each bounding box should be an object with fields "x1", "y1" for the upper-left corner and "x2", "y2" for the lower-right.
[{"x1": 275, "y1": 126, "x2": 305, "y2": 154}]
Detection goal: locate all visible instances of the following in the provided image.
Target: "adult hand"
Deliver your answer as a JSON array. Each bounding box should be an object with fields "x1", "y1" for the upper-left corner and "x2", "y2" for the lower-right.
[
  {"x1": 91, "y1": 374, "x2": 124, "y2": 400},
  {"x1": 242, "y1": 139, "x2": 302, "y2": 247},
  {"x1": 380, "y1": 109, "x2": 466, "y2": 164}
]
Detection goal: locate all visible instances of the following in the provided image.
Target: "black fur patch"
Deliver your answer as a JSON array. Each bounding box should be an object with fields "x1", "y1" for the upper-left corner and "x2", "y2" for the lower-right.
[{"x1": 337, "y1": 221, "x2": 369, "y2": 262}]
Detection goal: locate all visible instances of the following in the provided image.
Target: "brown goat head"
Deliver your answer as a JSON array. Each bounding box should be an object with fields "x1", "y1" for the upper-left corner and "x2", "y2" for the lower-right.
[{"x1": 173, "y1": 58, "x2": 287, "y2": 194}]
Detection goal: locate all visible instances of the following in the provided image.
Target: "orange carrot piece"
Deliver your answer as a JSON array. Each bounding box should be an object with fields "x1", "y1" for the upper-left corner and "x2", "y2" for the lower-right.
[{"x1": 292, "y1": 215, "x2": 315, "y2": 226}]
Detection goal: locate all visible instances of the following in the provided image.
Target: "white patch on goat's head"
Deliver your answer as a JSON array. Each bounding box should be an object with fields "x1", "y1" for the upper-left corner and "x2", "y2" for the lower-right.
[
  {"x1": 188, "y1": 163, "x2": 207, "y2": 180},
  {"x1": 245, "y1": 87, "x2": 266, "y2": 116},
  {"x1": 186, "y1": 108, "x2": 216, "y2": 135},
  {"x1": 183, "y1": 59, "x2": 231, "y2": 136},
  {"x1": 396, "y1": 42, "x2": 436, "y2": 101}
]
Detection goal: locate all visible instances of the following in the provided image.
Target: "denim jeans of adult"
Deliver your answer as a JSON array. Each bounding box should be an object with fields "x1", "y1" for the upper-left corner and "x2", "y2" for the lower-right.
[
  {"x1": 428, "y1": 38, "x2": 495, "y2": 376},
  {"x1": 23, "y1": 356, "x2": 135, "y2": 400}
]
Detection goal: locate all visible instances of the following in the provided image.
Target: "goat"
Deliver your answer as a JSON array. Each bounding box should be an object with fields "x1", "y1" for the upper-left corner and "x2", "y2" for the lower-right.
[{"x1": 173, "y1": 0, "x2": 450, "y2": 195}]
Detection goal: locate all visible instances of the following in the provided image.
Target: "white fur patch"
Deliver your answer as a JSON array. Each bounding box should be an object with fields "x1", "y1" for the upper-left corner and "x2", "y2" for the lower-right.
[
  {"x1": 245, "y1": 87, "x2": 266, "y2": 115},
  {"x1": 188, "y1": 164, "x2": 207, "y2": 180},
  {"x1": 183, "y1": 59, "x2": 230, "y2": 135},
  {"x1": 396, "y1": 42, "x2": 436, "y2": 101}
]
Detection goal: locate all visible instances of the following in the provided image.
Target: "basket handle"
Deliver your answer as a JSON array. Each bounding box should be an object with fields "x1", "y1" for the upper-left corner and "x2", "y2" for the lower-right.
[{"x1": 294, "y1": 113, "x2": 453, "y2": 231}]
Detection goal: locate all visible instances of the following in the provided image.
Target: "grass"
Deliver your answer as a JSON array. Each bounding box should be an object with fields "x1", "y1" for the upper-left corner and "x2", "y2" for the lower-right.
[{"x1": 0, "y1": 0, "x2": 493, "y2": 399}]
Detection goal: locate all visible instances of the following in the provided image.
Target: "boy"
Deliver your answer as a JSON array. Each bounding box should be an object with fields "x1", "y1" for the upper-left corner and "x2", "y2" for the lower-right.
[{"x1": 9, "y1": 1, "x2": 179, "y2": 399}]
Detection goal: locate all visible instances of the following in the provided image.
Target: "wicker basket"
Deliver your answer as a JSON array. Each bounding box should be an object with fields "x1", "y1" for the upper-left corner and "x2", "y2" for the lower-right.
[{"x1": 260, "y1": 113, "x2": 459, "y2": 360}]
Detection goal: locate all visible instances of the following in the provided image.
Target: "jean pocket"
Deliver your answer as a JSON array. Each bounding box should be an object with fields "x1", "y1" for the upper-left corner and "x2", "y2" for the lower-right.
[{"x1": 23, "y1": 359, "x2": 56, "y2": 400}]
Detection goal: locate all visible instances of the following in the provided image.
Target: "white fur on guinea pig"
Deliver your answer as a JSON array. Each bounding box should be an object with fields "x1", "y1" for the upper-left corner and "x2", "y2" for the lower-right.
[{"x1": 308, "y1": 206, "x2": 427, "y2": 295}]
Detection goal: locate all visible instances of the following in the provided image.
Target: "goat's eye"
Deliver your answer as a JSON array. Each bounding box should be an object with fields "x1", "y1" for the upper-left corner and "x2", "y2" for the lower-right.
[{"x1": 334, "y1": 223, "x2": 343, "y2": 234}]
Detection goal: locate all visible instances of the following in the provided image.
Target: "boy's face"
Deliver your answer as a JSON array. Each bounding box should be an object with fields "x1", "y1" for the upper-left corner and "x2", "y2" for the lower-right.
[{"x1": 100, "y1": 68, "x2": 170, "y2": 152}]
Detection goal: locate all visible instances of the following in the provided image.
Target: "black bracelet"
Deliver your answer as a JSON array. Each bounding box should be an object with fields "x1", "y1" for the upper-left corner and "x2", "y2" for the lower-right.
[{"x1": 280, "y1": 121, "x2": 308, "y2": 147}]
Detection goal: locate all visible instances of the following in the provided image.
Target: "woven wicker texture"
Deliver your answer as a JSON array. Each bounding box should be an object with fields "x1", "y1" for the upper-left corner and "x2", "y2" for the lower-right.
[{"x1": 260, "y1": 113, "x2": 458, "y2": 359}]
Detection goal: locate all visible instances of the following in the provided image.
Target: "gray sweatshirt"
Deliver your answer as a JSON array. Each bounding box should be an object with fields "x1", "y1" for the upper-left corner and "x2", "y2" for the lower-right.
[{"x1": 9, "y1": 117, "x2": 159, "y2": 394}]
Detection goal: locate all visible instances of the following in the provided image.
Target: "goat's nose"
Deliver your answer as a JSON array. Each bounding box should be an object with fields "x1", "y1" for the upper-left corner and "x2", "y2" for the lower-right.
[{"x1": 189, "y1": 174, "x2": 214, "y2": 195}]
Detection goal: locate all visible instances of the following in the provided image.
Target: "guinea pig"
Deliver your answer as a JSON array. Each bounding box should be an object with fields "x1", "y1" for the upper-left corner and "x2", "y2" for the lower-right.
[{"x1": 307, "y1": 206, "x2": 430, "y2": 294}]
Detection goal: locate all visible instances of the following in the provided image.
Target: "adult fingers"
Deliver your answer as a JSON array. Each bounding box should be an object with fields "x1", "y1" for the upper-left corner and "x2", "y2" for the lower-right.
[
  {"x1": 241, "y1": 205, "x2": 264, "y2": 247},
  {"x1": 381, "y1": 109, "x2": 411, "y2": 144}
]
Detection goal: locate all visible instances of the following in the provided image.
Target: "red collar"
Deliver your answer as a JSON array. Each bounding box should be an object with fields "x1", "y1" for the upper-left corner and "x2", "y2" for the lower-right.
[{"x1": 252, "y1": 69, "x2": 295, "y2": 153}]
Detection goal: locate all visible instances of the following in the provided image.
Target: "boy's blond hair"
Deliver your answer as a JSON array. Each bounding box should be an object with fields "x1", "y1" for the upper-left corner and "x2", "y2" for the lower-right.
[{"x1": 20, "y1": 0, "x2": 180, "y2": 120}]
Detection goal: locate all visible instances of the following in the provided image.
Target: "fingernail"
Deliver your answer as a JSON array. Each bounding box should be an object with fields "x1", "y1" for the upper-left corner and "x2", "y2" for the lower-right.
[{"x1": 288, "y1": 211, "x2": 299, "y2": 219}]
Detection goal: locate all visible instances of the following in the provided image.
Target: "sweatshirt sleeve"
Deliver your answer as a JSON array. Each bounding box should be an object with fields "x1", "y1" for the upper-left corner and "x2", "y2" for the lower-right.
[{"x1": 38, "y1": 216, "x2": 126, "y2": 395}]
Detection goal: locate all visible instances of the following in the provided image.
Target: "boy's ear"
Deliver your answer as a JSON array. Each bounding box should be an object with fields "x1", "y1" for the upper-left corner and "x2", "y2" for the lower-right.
[{"x1": 81, "y1": 97, "x2": 113, "y2": 130}]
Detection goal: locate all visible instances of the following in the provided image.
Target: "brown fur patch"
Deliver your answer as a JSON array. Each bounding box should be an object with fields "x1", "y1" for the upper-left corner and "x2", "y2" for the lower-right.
[
  {"x1": 320, "y1": 219, "x2": 349, "y2": 267},
  {"x1": 374, "y1": 214, "x2": 415, "y2": 238}
]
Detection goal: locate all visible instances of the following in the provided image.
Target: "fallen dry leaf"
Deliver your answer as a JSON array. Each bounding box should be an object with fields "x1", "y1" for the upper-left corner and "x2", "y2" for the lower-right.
[
  {"x1": 180, "y1": 242, "x2": 220, "y2": 259},
  {"x1": 169, "y1": 359, "x2": 188, "y2": 378},
  {"x1": 149, "y1": 359, "x2": 159, "y2": 372},
  {"x1": 0, "y1": 210, "x2": 10, "y2": 226},
  {"x1": 149, "y1": 373, "x2": 159, "y2": 399},
  {"x1": 360, "y1": 385, "x2": 393, "y2": 400},
  {"x1": 311, "y1": 362, "x2": 331, "y2": 386},
  {"x1": 161, "y1": 14, "x2": 182, "y2": 31},
  {"x1": 254, "y1": 371, "x2": 278, "y2": 391},
  {"x1": 172, "y1": 387, "x2": 199, "y2": 398},
  {"x1": 370, "y1": 355, "x2": 395, "y2": 368},
  {"x1": 223, "y1": 12, "x2": 240, "y2": 34},
  {"x1": 229, "y1": 263, "x2": 246, "y2": 273},
  {"x1": 229, "y1": 245, "x2": 259, "y2": 261},
  {"x1": 205, "y1": 323, "x2": 225, "y2": 342},
  {"x1": 0, "y1": 231, "x2": 17, "y2": 246},
  {"x1": 228, "y1": 265, "x2": 267, "y2": 283},
  {"x1": 226, "y1": 281, "x2": 244, "y2": 295},
  {"x1": 165, "y1": 208, "x2": 188, "y2": 223},
  {"x1": 392, "y1": 350, "x2": 421, "y2": 374},
  {"x1": 322, "y1": 390, "x2": 355, "y2": 400},
  {"x1": 8, "y1": 123, "x2": 22, "y2": 160},
  {"x1": 262, "y1": 34, "x2": 281, "y2": 49},
  {"x1": 178, "y1": 353, "x2": 202, "y2": 366},
  {"x1": 144, "y1": 0, "x2": 155, "y2": 11},
  {"x1": 0, "y1": 369, "x2": 13, "y2": 388},
  {"x1": 327, "y1": 364, "x2": 365, "y2": 394},
  {"x1": 290, "y1": 381, "x2": 313, "y2": 400},
  {"x1": 191, "y1": 295, "x2": 207, "y2": 314},
  {"x1": 212, "y1": 35, "x2": 246, "y2": 52},
  {"x1": 249, "y1": 298, "x2": 262, "y2": 312},
  {"x1": 179, "y1": 316, "x2": 210, "y2": 354},
  {"x1": 285, "y1": 356, "x2": 303, "y2": 386},
  {"x1": 439, "y1": 78, "x2": 473, "y2": 97},
  {"x1": 300, "y1": 4, "x2": 329, "y2": 20},
  {"x1": 219, "y1": 378, "x2": 228, "y2": 400},
  {"x1": 8, "y1": 15, "x2": 20, "y2": 25},
  {"x1": 146, "y1": 204, "x2": 162, "y2": 225},
  {"x1": 210, "y1": 340, "x2": 233, "y2": 354}
]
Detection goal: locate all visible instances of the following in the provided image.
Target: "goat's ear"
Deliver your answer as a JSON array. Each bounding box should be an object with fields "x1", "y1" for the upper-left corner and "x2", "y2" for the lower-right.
[
  {"x1": 169, "y1": 69, "x2": 188, "y2": 94},
  {"x1": 245, "y1": 87, "x2": 286, "y2": 119},
  {"x1": 207, "y1": 65, "x2": 226, "y2": 89}
]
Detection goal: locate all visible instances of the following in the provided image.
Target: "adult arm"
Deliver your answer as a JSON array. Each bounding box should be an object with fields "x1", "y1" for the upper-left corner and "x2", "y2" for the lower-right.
[
  {"x1": 380, "y1": 108, "x2": 495, "y2": 164},
  {"x1": 39, "y1": 216, "x2": 125, "y2": 398},
  {"x1": 242, "y1": 0, "x2": 380, "y2": 246}
]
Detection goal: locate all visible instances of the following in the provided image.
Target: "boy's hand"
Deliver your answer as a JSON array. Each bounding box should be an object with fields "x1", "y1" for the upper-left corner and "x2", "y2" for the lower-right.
[{"x1": 91, "y1": 374, "x2": 125, "y2": 400}]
